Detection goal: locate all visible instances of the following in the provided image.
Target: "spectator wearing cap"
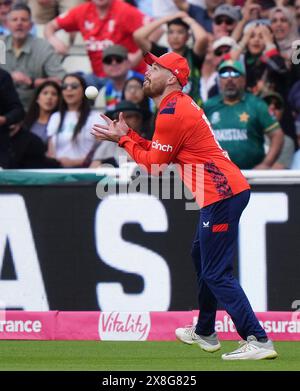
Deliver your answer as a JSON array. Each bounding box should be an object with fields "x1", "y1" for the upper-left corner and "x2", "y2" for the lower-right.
[
  {"x1": 134, "y1": 11, "x2": 208, "y2": 105},
  {"x1": 212, "y1": 3, "x2": 241, "y2": 39},
  {"x1": 229, "y1": 22, "x2": 288, "y2": 98},
  {"x1": 173, "y1": 0, "x2": 224, "y2": 33},
  {"x1": 90, "y1": 100, "x2": 147, "y2": 167},
  {"x1": 263, "y1": 90, "x2": 284, "y2": 120},
  {"x1": 261, "y1": 90, "x2": 295, "y2": 169},
  {"x1": 1, "y1": 3, "x2": 65, "y2": 109},
  {"x1": 212, "y1": 36, "x2": 236, "y2": 58},
  {"x1": 203, "y1": 59, "x2": 284, "y2": 169},
  {"x1": 98, "y1": 44, "x2": 144, "y2": 112},
  {"x1": 44, "y1": 0, "x2": 153, "y2": 81},
  {"x1": 200, "y1": 36, "x2": 236, "y2": 102}
]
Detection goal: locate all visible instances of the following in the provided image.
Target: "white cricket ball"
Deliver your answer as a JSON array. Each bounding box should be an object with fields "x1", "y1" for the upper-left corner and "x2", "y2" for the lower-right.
[{"x1": 85, "y1": 86, "x2": 99, "y2": 100}]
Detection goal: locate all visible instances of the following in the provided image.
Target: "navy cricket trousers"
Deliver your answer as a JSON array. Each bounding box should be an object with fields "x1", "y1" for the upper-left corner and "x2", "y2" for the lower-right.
[{"x1": 191, "y1": 189, "x2": 267, "y2": 340}]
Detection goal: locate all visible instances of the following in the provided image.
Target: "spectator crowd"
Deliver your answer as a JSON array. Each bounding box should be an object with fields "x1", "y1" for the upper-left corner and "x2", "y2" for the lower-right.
[{"x1": 0, "y1": 0, "x2": 300, "y2": 169}]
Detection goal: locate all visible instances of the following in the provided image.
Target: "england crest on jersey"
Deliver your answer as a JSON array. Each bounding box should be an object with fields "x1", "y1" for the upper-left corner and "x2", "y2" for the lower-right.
[{"x1": 84, "y1": 21, "x2": 95, "y2": 31}]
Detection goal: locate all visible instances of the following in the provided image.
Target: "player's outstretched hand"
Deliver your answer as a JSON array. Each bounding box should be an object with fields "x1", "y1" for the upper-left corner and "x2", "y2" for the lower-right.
[{"x1": 91, "y1": 112, "x2": 129, "y2": 143}]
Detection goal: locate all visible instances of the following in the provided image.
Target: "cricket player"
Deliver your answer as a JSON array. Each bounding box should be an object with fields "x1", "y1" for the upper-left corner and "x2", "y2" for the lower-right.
[{"x1": 91, "y1": 52, "x2": 277, "y2": 360}]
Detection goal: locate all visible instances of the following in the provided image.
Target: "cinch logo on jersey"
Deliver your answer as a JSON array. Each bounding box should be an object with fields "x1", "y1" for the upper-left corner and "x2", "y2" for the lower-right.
[
  {"x1": 152, "y1": 140, "x2": 173, "y2": 152},
  {"x1": 0, "y1": 320, "x2": 42, "y2": 333},
  {"x1": 98, "y1": 312, "x2": 151, "y2": 341},
  {"x1": 214, "y1": 129, "x2": 248, "y2": 141}
]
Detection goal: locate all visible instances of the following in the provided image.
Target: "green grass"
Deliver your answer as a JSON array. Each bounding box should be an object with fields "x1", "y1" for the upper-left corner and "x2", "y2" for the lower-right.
[{"x1": 0, "y1": 341, "x2": 299, "y2": 371}]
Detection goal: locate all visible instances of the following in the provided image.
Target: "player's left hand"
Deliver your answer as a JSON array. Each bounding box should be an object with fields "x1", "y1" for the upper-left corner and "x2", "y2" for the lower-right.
[{"x1": 91, "y1": 112, "x2": 129, "y2": 143}]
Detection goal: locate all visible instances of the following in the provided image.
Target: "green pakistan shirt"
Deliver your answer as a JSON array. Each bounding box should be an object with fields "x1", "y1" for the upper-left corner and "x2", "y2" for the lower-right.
[{"x1": 203, "y1": 92, "x2": 280, "y2": 169}]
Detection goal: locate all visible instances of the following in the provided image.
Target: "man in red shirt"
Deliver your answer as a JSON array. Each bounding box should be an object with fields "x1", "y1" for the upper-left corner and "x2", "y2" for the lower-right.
[
  {"x1": 91, "y1": 51, "x2": 278, "y2": 361},
  {"x1": 44, "y1": 0, "x2": 150, "y2": 78}
]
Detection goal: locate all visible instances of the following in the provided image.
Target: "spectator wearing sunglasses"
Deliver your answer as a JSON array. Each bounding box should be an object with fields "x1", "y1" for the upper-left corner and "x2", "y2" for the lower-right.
[
  {"x1": 1, "y1": 3, "x2": 65, "y2": 109},
  {"x1": 200, "y1": 36, "x2": 236, "y2": 102},
  {"x1": 99, "y1": 44, "x2": 144, "y2": 112},
  {"x1": 212, "y1": 4, "x2": 241, "y2": 39},
  {"x1": 212, "y1": 36, "x2": 236, "y2": 59},
  {"x1": 47, "y1": 73, "x2": 105, "y2": 168},
  {"x1": 203, "y1": 60, "x2": 284, "y2": 169}
]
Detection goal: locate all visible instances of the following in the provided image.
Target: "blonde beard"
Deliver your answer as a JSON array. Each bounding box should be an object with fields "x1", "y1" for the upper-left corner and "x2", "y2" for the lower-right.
[{"x1": 143, "y1": 81, "x2": 165, "y2": 99}]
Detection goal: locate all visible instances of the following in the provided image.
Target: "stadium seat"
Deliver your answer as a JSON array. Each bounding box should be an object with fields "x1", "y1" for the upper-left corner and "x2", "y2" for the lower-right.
[{"x1": 62, "y1": 55, "x2": 92, "y2": 74}]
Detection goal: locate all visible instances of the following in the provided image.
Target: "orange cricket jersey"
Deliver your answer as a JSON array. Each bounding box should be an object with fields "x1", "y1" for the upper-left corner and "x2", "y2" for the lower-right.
[{"x1": 119, "y1": 91, "x2": 250, "y2": 208}]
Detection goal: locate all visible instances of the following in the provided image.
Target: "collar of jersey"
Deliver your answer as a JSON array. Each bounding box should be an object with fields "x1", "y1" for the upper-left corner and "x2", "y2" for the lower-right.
[{"x1": 159, "y1": 90, "x2": 181, "y2": 110}]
